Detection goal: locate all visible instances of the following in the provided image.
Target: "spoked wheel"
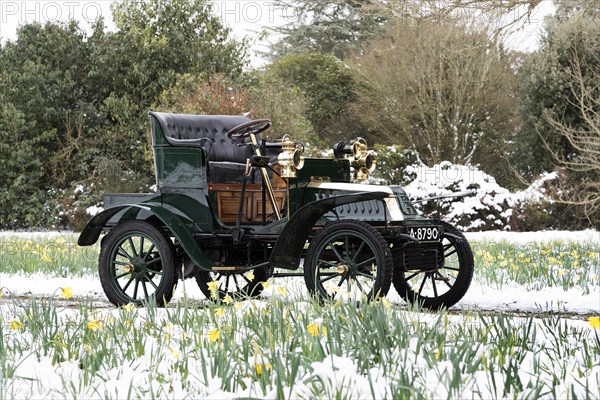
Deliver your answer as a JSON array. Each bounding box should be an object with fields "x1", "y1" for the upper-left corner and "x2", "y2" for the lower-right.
[
  {"x1": 195, "y1": 267, "x2": 270, "y2": 301},
  {"x1": 304, "y1": 220, "x2": 393, "y2": 302},
  {"x1": 98, "y1": 220, "x2": 178, "y2": 307},
  {"x1": 393, "y1": 221, "x2": 474, "y2": 310}
]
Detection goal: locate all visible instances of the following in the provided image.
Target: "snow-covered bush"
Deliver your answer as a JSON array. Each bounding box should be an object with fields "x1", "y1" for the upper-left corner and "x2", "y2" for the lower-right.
[{"x1": 403, "y1": 161, "x2": 558, "y2": 231}]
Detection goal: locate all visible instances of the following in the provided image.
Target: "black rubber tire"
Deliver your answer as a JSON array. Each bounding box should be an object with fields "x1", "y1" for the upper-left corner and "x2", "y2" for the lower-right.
[
  {"x1": 393, "y1": 221, "x2": 474, "y2": 310},
  {"x1": 195, "y1": 267, "x2": 270, "y2": 301},
  {"x1": 98, "y1": 220, "x2": 178, "y2": 307},
  {"x1": 304, "y1": 220, "x2": 393, "y2": 302}
]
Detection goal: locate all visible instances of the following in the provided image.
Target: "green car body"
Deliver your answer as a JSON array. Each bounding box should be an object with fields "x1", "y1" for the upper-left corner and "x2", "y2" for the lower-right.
[{"x1": 79, "y1": 112, "x2": 474, "y2": 309}]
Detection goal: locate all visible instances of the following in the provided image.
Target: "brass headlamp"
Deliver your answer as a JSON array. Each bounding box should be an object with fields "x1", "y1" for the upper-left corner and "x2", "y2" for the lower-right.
[
  {"x1": 332, "y1": 137, "x2": 377, "y2": 180},
  {"x1": 352, "y1": 150, "x2": 377, "y2": 180},
  {"x1": 277, "y1": 134, "x2": 305, "y2": 178}
]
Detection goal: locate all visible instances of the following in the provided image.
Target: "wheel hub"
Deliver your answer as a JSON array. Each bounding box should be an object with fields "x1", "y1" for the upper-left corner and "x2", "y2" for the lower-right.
[
  {"x1": 337, "y1": 257, "x2": 362, "y2": 276},
  {"x1": 124, "y1": 257, "x2": 150, "y2": 278}
]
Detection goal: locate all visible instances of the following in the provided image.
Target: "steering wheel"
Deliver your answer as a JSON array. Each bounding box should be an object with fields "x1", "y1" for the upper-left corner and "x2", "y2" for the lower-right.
[{"x1": 227, "y1": 119, "x2": 272, "y2": 140}]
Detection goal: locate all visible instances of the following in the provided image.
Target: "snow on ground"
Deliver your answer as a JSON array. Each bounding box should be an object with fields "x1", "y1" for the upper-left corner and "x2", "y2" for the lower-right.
[
  {"x1": 1, "y1": 230, "x2": 598, "y2": 399},
  {"x1": 0, "y1": 230, "x2": 76, "y2": 238},
  {"x1": 1, "y1": 274, "x2": 598, "y2": 316},
  {"x1": 465, "y1": 229, "x2": 600, "y2": 244},
  {"x1": 0, "y1": 230, "x2": 598, "y2": 314}
]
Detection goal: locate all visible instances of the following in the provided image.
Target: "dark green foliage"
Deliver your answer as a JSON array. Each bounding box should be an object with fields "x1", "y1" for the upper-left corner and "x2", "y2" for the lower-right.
[
  {"x1": 267, "y1": 52, "x2": 355, "y2": 139},
  {"x1": 513, "y1": 9, "x2": 600, "y2": 178},
  {"x1": 371, "y1": 145, "x2": 417, "y2": 185},
  {"x1": 0, "y1": 0, "x2": 245, "y2": 229},
  {"x1": 268, "y1": 0, "x2": 388, "y2": 59}
]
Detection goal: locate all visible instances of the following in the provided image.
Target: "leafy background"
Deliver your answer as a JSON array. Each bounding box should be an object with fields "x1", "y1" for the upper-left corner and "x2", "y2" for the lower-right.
[{"x1": 0, "y1": 0, "x2": 598, "y2": 230}]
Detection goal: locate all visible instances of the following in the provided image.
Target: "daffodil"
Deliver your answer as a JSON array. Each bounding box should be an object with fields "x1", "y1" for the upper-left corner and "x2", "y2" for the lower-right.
[
  {"x1": 255, "y1": 362, "x2": 272, "y2": 376},
  {"x1": 9, "y1": 319, "x2": 23, "y2": 331},
  {"x1": 215, "y1": 308, "x2": 225, "y2": 318},
  {"x1": 276, "y1": 286, "x2": 288, "y2": 296},
  {"x1": 87, "y1": 319, "x2": 104, "y2": 331},
  {"x1": 41, "y1": 249, "x2": 53, "y2": 263},
  {"x1": 307, "y1": 322, "x2": 320, "y2": 337},
  {"x1": 223, "y1": 294, "x2": 233, "y2": 304},
  {"x1": 321, "y1": 325, "x2": 328, "y2": 336},
  {"x1": 261, "y1": 280, "x2": 272, "y2": 289},
  {"x1": 59, "y1": 287, "x2": 73, "y2": 299},
  {"x1": 246, "y1": 270, "x2": 255, "y2": 282},
  {"x1": 381, "y1": 298, "x2": 391, "y2": 309},
  {"x1": 122, "y1": 303, "x2": 135, "y2": 312},
  {"x1": 207, "y1": 329, "x2": 221, "y2": 343},
  {"x1": 169, "y1": 346, "x2": 180, "y2": 360},
  {"x1": 589, "y1": 317, "x2": 600, "y2": 329},
  {"x1": 207, "y1": 281, "x2": 220, "y2": 299}
]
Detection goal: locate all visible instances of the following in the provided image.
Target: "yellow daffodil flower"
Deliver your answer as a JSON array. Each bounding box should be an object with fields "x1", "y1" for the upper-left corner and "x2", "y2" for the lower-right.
[
  {"x1": 59, "y1": 287, "x2": 73, "y2": 299},
  {"x1": 223, "y1": 294, "x2": 233, "y2": 304},
  {"x1": 87, "y1": 319, "x2": 104, "y2": 331},
  {"x1": 379, "y1": 298, "x2": 390, "y2": 309},
  {"x1": 207, "y1": 329, "x2": 221, "y2": 343},
  {"x1": 589, "y1": 317, "x2": 600, "y2": 329},
  {"x1": 215, "y1": 308, "x2": 225, "y2": 318},
  {"x1": 307, "y1": 322, "x2": 320, "y2": 337},
  {"x1": 41, "y1": 249, "x2": 53, "y2": 263},
  {"x1": 246, "y1": 271, "x2": 255, "y2": 282},
  {"x1": 255, "y1": 362, "x2": 272, "y2": 376},
  {"x1": 207, "y1": 281, "x2": 219, "y2": 299},
  {"x1": 122, "y1": 303, "x2": 135, "y2": 312},
  {"x1": 276, "y1": 286, "x2": 288, "y2": 296},
  {"x1": 9, "y1": 319, "x2": 23, "y2": 331},
  {"x1": 261, "y1": 280, "x2": 271, "y2": 289},
  {"x1": 169, "y1": 346, "x2": 180, "y2": 360}
]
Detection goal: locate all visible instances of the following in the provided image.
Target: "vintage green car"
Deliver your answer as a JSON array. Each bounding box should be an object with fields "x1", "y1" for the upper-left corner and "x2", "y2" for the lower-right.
[{"x1": 78, "y1": 112, "x2": 474, "y2": 309}]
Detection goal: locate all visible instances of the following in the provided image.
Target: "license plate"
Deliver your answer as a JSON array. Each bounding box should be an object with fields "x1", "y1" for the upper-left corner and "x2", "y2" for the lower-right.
[{"x1": 408, "y1": 226, "x2": 442, "y2": 241}]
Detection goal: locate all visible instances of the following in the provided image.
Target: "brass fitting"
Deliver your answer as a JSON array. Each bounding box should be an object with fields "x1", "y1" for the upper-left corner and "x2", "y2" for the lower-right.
[
  {"x1": 352, "y1": 150, "x2": 377, "y2": 180},
  {"x1": 277, "y1": 135, "x2": 304, "y2": 178}
]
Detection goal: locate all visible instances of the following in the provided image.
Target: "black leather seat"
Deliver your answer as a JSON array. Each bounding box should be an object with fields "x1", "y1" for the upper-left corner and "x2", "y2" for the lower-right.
[{"x1": 149, "y1": 111, "x2": 256, "y2": 183}]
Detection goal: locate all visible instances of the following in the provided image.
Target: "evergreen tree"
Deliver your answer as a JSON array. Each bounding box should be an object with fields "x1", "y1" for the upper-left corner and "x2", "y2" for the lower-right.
[
  {"x1": 513, "y1": 2, "x2": 600, "y2": 177},
  {"x1": 0, "y1": 0, "x2": 246, "y2": 228}
]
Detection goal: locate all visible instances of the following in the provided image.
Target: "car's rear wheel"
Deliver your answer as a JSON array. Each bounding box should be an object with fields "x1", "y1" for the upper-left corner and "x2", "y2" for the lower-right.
[
  {"x1": 98, "y1": 220, "x2": 178, "y2": 307},
  {"x1": 393, "y1": 221, "x2": 474, "y2": 310},
  {"x1": 304, "y1": 220, "x2": 393, "y2": 302}
]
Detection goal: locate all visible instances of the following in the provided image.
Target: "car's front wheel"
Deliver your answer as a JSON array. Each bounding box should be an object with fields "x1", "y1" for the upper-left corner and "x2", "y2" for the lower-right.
[{"x1": 304, "y1": 220, "x2": 393, "y2": 302}]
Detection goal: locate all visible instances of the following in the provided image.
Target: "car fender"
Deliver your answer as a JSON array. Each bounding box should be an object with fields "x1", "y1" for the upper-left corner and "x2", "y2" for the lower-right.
[
  {"x1": 78, "y1": 203, "x2": 215, "y2": 270},
  {"x1": 269, "y1": 191, "x2": 389, "y2": 270}
]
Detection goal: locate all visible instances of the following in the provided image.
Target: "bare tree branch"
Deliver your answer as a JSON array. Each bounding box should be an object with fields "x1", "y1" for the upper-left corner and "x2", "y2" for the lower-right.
[{"x1": 540, "y1": 49, "x2": 600, "y2": 219}]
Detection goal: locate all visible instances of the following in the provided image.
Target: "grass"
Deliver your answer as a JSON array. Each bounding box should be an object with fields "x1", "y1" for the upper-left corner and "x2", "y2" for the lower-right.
[
  {"x1": 0, "y1": 234, "x2": 98, "y2": 277},
  {"x1": 0, "y1": 234, "x2": 599, "y2": 398},
  {"x1": 1, "y1": 235, "x2": 598, "y2": 292},
  {"x1": 1, "y1": 295, "x2": 599, "y2": 399},
  {"x1": 472, "y1": 241, "x2": 599, "y2": 293}
]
